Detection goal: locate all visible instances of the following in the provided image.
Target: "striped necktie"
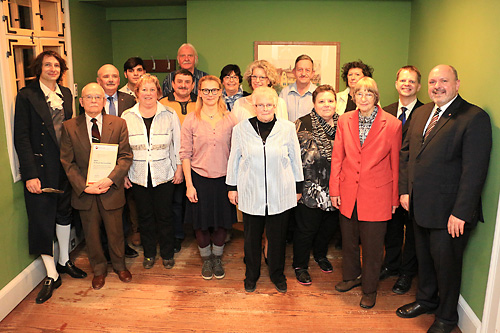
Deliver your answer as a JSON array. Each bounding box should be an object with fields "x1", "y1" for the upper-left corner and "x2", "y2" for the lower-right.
[
  {"x1": 423, "y1": 107, "x2": 441, "y2": 142},
  {"x1": 91, "y1": 118, "x2": 101, "y2": 143}
]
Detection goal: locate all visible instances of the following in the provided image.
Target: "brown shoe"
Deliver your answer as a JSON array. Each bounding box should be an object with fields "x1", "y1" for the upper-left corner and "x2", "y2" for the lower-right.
[
  {"x1": 92, "y1": 273, "x2": 106, "y2": 290},
  {"x1": 130, "y1": 232, "x2": 141, "y2": 246},
  {"x1": 360, "y1": 292, "x2": 377, "y2": 309},
  {"x1": 335, "y1": 277, "x2": 362, "y2": 292},
  {"x1": 114, "y1": 269, "x2": 132, "y2": 283}
]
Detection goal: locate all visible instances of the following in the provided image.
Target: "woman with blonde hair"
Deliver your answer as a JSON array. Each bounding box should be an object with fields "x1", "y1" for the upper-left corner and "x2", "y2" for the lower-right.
[
  {"x1": 232, "y1": 60, "x2": 288, "y2": 122},
  {"x1": 180, "y1": 75, "x2": 238, "y2": 280}
]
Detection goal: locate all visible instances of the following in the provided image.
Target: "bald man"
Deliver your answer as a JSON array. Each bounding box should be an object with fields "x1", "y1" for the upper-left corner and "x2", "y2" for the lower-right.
[{"x1": 61, "y1": 83, "x2": 133, "y2": 290}]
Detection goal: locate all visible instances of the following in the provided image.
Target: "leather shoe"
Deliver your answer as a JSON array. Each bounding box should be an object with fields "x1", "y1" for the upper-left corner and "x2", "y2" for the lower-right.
[
  {"x1": 335, "y1": 277, "x2": 361, "y2": 292},
  {"x1": 427, "y1": 319, "x2": 455, "y2": 333},
  {"x1": 360, "y1": 292, "x2": 377, "y2": 309},
  {"x1": 392, "y1": 274, "x2": 413, "y2": 294},
  {"x1": 244, "y1": 279, "x2": 256, "y2": 293},
  {"x1": 56, "y1": 260, "x2": 87, "y2": 279},
  {"x1": 92, "y1": 274, "x2": 106, "y2": 290},
  {"x1": 315, "y1": 257, "x2": 333, "y2": 273},
  {"x1": 174, "y1": 238, "x2": 183, "y2": 253},
  {"x1": 396, "y1": 301, "x2": 436, "y2": 318},
  {"x1": 274, "y1": 280, "x2": 287, "y2": 293},
  {"x1": 114, "y1": 269, "x2": 132, "y2": 283},
  {"x1": 379, "y1": 266, "x2": 398, "y2": 280},
  {"x1": 36, "y1": 276, "x2": 61, "y2": 304},
  {"x1": 125, "y1": 244, "x2": 139, "y2": 258},
  {"x1": 295, "y1": 268, "x2": 312, "y2": 285}
]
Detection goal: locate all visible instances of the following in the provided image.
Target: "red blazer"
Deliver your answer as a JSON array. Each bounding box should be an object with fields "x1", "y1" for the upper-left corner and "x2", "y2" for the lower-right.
[{"x1": 329, "y1": 108, "x2": 402, "y2": 221}]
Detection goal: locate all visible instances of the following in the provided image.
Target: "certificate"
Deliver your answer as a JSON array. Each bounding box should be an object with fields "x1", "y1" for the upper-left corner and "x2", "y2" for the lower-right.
[{"x1": 86, "y1": 143, "x2": 119, "y2": 186}]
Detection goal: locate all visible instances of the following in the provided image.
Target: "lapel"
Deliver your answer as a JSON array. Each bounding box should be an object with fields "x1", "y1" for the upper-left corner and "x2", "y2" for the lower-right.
[
  {"x1": 347, "y1": 110, "x2": 362, "y2": 151},
  {"x1": 362, "y1": 107, "x2": 386, "y2": 149},
  {"x1": 28, "y1": 81, "x2": 58, "y2": 145},
  {"x1": 75, "y1": 114, "x2": 91, "y2": 155},
  {"x1": 101, "y1": 114, "x2": 115, "y2": 143}
]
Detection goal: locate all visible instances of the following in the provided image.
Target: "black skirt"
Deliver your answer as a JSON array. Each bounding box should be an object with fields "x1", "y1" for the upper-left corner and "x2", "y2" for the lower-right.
[{"x1": 185, "y1": 170, "x2": 237, "y2": 231}]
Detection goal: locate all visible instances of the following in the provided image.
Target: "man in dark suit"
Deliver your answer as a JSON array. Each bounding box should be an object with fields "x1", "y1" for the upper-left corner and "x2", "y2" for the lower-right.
[
  {"x1": 14, "y1": 51, "x2": 87, "y2": 304},
  {"x1": 60, "y1": 83, "x2": 133, "y2": 290},
  {"x1": 396, "y1": 65, "x2": 492, "y2": 333},
  {"x1": 380, "y1": 65, "x2": 423, "y2": 294}
]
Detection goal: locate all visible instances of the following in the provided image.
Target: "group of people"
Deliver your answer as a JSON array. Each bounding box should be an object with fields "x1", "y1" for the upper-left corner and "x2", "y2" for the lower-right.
[{"x1": 14, "y1": 41, "x2": 492, "y2": 333}]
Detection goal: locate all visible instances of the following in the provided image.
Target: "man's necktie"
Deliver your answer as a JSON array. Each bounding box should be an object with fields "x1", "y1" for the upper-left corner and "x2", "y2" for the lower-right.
[
  {"x1": 423, "y1": 107, "x2": 441, "y2": 142},
  {"x1": 108, "y1": 96, "x2": 116, "y2": 116},
  {"x1": 398, "y1": 106, "x2": 407, "y2": 125},
  {"x1": 91, "y1": 118, "x2": 101, "y2": 143}
]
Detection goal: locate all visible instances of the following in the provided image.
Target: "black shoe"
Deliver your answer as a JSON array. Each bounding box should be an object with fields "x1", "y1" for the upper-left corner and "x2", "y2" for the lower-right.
[
  {"x1": 427, "y1": 319, "x2": 455, "y2": 333},
  {"x1": 295, "y1": 268, "x2": 312, "y2": 285},
  {"x1": 274, "y1": 280, "x2": 287, "y2": 293},
  {"x1": 36, "y1": 276, "x2": 62, "y2": 304},
  {"x1": 379, "y1": 267, "x2": 398, "y2": 280},
  {"x1": 174, "y1": 238, "x2": 183, "y2": 253},
  {"x1": 56, "y1": 260, "x2": 87, "y2": 279},
  {"x1": 392, "y1": 274, "x2": 413, "y2": 294},
  {"x1": 244, "y1": 279, "x2": 256, "y2": 293},
  {"x1": 315, "y1": 257, "x2": 333, "y2": 273},
  {"x1": 125, "y1": 244, "x2": 139, "y2": 258},
  {"x1": 396, "y1": 301, "x2": 436, "y2": 318}
]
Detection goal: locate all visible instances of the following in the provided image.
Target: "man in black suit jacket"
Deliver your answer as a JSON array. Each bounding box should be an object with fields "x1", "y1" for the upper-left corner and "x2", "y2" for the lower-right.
[
  {"x1": 396, "y1": 65, "x2": 492, "y2": 333},
  {"x1": 380, "y1": 66, "x2": 423, "y2": 295},
  {"x1": 14, "y1": 51, "x2": 87, "y2": 304}
]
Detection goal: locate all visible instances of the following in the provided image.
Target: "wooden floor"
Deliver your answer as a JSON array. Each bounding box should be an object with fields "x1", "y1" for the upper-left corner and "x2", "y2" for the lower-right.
[{"x1": 1, "y1": 223, "x2": 460, "y2": 332}]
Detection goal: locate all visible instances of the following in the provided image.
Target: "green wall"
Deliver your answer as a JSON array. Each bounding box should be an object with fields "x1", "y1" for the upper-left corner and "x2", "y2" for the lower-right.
[
  {"x1": 187, "y1": 0, "x2": 411, "y2": 104},
  {"x1": 409, "y1": 0, "x2": 500, "y2": 320}
]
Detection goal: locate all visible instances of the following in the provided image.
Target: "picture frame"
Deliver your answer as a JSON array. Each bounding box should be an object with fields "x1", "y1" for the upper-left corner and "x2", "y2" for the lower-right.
[{"x1": 254, "y1": 41, "x2": 341, "y2": 92}]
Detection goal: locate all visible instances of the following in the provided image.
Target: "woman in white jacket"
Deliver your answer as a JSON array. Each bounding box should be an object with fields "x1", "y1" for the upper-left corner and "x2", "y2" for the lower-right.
[{"x1": 336, "y1": 60, "x2": 374, "y2": 116}]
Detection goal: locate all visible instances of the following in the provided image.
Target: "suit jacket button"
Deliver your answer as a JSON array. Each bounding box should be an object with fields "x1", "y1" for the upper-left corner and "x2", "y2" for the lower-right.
[
  {"x1": 41, "y1": 133, "x2": 45, "y2": 136},
  {"x1": 41, "y1": 122, "x2": 45, "y2": 125},
  {"x1": 41, "y1": 144, "x2": 44, "y2": 147},
  {"x1": 41, "y1": 165, "x2": 44, "y2": 168}
]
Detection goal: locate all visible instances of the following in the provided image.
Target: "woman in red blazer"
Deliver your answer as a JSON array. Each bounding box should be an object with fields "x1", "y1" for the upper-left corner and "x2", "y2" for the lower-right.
[{"x1": 329, "y1": 77, "x2": 402, "y2": 309}]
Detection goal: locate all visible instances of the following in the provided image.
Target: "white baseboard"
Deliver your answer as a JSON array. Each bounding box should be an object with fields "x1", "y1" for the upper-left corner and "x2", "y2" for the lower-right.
[
  {"x1": 458, "y1": 295, "x2": 482, "y2": 333},
  {"x1": 0, "y1": 258, "x2": 45, "y2": 321}
]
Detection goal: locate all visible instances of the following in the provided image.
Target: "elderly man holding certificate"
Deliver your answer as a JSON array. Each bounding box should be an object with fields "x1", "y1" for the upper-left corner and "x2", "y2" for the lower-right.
[{"x1": 60, "y1": 82, "x2": 133, "y2": 290}]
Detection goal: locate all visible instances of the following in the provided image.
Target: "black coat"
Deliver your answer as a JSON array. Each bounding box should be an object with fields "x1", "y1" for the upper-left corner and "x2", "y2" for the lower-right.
[{"x1": 14, "y1": 80, "x2": 73, "y2": 255}]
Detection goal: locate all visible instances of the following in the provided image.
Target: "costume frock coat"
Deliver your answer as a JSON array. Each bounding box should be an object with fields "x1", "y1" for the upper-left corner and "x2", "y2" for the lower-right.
[{"x1": 13, "y1": 80, "x2": 73, "y2": 255}]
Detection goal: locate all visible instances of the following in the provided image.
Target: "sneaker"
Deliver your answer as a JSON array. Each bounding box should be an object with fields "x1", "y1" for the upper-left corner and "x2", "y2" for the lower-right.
[
  {"x1": 295, "y1": 268, "x2": 312, "y2": 285},
  {"x1": 201, "y1": 257, "x2": 213, "y2": 280},
  {"x1": 274, "y1": 280, "x2": 287, "y2": 293},
  {"x1": 212, "y1": 256, "x2": 225, "y2": 279},
  {"x1": 315, "y1": 257, "x2": 333, "y2": 273},
  {"x1": 335, "y1": 277, "x2": 362, "y2": 292},
  {"x1": 143, "y1": 257, "x2": 155, "y2": 269},
  {"x1": 244, "y1": 279, "x2": 256, "y2": 292},
  {"x1": 162, "y1": 258, "x2": 175, "y2": 269}
]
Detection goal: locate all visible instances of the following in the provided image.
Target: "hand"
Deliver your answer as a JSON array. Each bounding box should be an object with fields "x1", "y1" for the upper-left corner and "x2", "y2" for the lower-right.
[
  {"x1": 84, "y1": 178, "x2": 112, "y2": 194},
  {"x1": 172, "y1": 166, "x2": 184, "y2": 184},
  {"x1": 84, "y1": 184, "x2": 108, "y2": 194},
  {"x1": 124, "y1": 176, "x2": 132, "y2": 189},
  {"x1": 330, "y1": 196, "x2": 341, "y2": 209},
  {"x1": 400, "y1": 194, "x2": 409, "y2": 211},
  {"x1": 26, "y1": 178, "x2": 42, "y2": 194},
  {"x1": 186, "y1": 185, "x2": 198, "y2": 203},
  {"x1": 296, "y1": 193, "x2": 302, "y2": 202},
  {"x1": 228, "y1": 191, "x2": 238, "y2": 205},
  {"x1": 448, "y1": 215, "x2": 466, "y2": 238},
  {"x1": 392, "y1": 206, "x2": 398, "y2": 214}
]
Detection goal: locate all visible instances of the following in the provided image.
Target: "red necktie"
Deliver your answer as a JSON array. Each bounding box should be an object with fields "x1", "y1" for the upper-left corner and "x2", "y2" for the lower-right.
[{"x1": 91, "y1": 118, "x2": 101, "y2": 143}]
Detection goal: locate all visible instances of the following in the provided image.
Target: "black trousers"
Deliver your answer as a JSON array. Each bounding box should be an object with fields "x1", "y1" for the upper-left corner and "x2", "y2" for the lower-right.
[
  {"x1": 383, "y1": 205, "x2": 418, "y2": 276},
  {"x1": 292, "y1": 203, "x2": 339, "y2": 269},
  {"x1": 132, "y1": 181, "x2": 175, "y2": 260},
  {"x1": 172, "y1": 181, "x2": 187, "y2": 239},
  {"x1": 413, "y1": 218, "x2": 471, "y2": 325},
  {"x1": 243, "y1": 210, "x2": 290, "y2": 284}
]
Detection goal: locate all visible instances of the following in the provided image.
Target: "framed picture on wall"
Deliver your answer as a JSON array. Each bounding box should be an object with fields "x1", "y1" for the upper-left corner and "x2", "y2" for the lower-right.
[{"x1": 254, "y1": 41, "x2": 341, "y2": 93}]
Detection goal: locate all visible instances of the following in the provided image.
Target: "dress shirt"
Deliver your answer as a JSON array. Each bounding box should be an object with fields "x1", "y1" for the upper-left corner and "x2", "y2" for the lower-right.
[
  {"x1": 397, "y1": 98, "x2": 418, "y2": 119},
  {"x1": 104, "y1": 92, "x2": 119, "y2": 115},
  {"x1": 422, "y1": 95, "x2": 458, "y2": 135},
  {"x1": 85, "y1": 113, "x2": 103, "y2": 144},
  {"x1": 279, "y1": 82, "x2": 316, "y2": 122},
  {"x1": 179, "y1": 111, "x2": 238, "y2": 178}
]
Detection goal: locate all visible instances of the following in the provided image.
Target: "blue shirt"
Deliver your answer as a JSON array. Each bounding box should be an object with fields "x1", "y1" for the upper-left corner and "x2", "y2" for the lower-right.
[{"x1": 279, "y1": 82, "x2": 316, "y2": 122}]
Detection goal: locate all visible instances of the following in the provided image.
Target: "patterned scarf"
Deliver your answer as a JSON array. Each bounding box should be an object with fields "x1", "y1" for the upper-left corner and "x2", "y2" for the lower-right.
[
  {"x1": 310, "y1": 109, "x2": 338, "y2": 161},
  {"x1": 223, "y1": 86, "x2": 244, "y2": 111}
]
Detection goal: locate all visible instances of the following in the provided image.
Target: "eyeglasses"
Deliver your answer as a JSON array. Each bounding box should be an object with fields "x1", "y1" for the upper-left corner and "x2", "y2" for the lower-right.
[
  {"x1": 200, "y1": 88, "x2": 220, "y2": 95},
  {"x1": 250, "y1": 75, "x2": 268, "y2": 82},
  {"x1": 224, "y1": 75, "x2": 238, "y2": 81},
  {"x1": 83, "y1": 95, "x2": 104, "y2": 101},
  {"x1": 254, "y1": 103, "x2": 275, "y2": 110},
  {"x1": 355, "y1": 92, "x2": 375, "y2": 99}
]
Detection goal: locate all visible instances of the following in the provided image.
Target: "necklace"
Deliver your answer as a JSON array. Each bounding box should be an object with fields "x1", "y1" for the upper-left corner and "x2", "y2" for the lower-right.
[{"x1": 203, "y1": 111, "x2": 217, "y2": 119}]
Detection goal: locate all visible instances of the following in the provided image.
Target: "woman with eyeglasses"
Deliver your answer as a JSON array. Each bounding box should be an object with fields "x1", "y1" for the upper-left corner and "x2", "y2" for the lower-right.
[
  {"x1": 220, "y1": 64, "x2": 250, "y2": 111},
  {"x1": 180, "y1": 75, "x2": 238, "y2": 280},
  {"x1": 121, "y1": 74, "x2": 182, "y2": 270},
  {"x1": 329, "y1": 77, "x2": 402, "y2": 309},
  {"x1": 227, "y1": 86, "x2": 303, "y2": 293},
  {"x1": 232, "y1": 60, "x2": 288, "y2": 122}
]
